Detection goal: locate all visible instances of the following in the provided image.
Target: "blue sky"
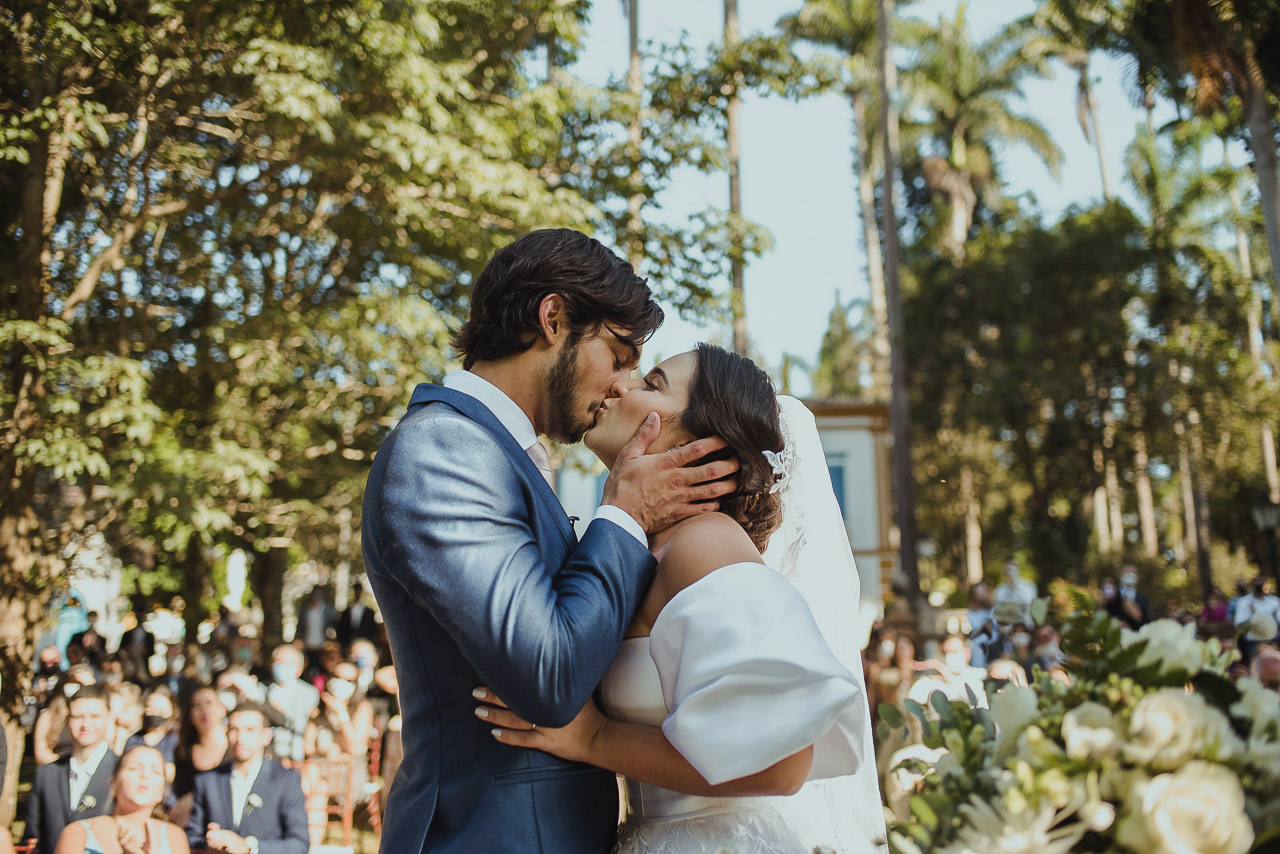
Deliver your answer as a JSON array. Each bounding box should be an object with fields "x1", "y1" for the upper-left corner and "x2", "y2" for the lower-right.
[{"x1": 569, "y1": 0, "x2": 1179, "y2": 394}]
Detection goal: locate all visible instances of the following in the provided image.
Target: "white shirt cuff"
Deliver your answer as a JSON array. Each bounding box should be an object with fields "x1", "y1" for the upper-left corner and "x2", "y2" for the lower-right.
[{"x1": 592, "y1": 505, "x2": 647, "y2": 546}]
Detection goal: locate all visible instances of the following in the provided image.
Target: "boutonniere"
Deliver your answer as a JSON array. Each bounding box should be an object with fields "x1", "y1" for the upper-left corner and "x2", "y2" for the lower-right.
[
  {"x1": 78, "y1": 794, "x2": 97, "y2": 811},
  {"x1": 245, "y1": 793, "x2": 263, "y2": 817}
]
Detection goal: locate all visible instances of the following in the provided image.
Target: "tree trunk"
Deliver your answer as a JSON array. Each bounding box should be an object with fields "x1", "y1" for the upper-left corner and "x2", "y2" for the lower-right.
[
  {"x1": 1106, "y1": 455, "x2": 1124, "y2": 553},
  {"x1": 181, "y1": 540, "x2": 209, "y2": 667},
  {"x1": 1176, "y1": 419, "x2": 1197, "y2": 562},
  {"x1": 725, "y1": 0, "x2": 746, "y2": 355},
  {"x1": 878, "y1": 0, "x2": 920, "y2": 603},
  {"x1": 1188, "y1": 411, "x2": 1212, "y2": 600},
  {"x1": 626, "y1": 0, "x2": 645, "y2": 271},
  {"x1": 1242, "y1": 51, "x2": 1280, "y2": 306},
  {"x1": 1132, "y1": 429, "x2": 1159, "y2": 556},
  {"x1": 257, "y1": 546, "x2": 288, "y2": 651},
  {"x1": 1092, "y1": 446, "x2": 1113, "y2": 554},
  {"x1": 851, "y1": 89, "x2": 890, "y2": 396},
  {"x1": 960, "y1": 464, "x2": 983, "y2": 585},
  {"x1": 1080, "y1": 69, "x2": 1113, "y2": 201}
]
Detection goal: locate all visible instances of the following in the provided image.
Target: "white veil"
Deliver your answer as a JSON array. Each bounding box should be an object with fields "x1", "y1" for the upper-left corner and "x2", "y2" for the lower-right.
[{"x1": 763, "y1": 396, "x2": 889, "y2": 854}]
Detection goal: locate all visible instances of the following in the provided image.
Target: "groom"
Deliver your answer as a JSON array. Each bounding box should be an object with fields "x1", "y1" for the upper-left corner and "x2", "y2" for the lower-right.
[{"x1": 362, "y1": 229, "x2": 739, "y2": 853}]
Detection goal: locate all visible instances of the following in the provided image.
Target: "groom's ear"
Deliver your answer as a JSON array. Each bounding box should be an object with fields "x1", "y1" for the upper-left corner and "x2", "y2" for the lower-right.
[{"x1": 536, "y1": 294, "x2": 568, "y2": 346}]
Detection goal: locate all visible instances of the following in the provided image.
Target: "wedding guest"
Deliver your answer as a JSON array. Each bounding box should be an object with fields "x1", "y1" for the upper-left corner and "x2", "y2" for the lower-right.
[
  {"x1": 302, "y1": 661, "x2": 376, "y2": 842},
  {"x1": 1007, "y1": 623, "x2": 1033, "y2": 670},
  {"x1": 296, "y1": 588, "x2": 334, "y2": 675},
  {"x1": 53, "y1": 744, "x2": 190, "y2": 854},
  {"x1": 966, "y1": 583, "x2": 997, "y2": 668},
  {"x1": 1228, "y1": 579, "x2": 1251, "y2": 625},
  {"x1": 33, "y1": 646, "x2": 64, "y2": 708},
  {"x1": 1236, "y1": 577, "x2": 1280, "y2": 635},
  {"x1": 1106, "y1": 564, "x2": 1150, "y2": 630},
  {"x1": 1030, "y1": 625, "x2": 1064, "y2": 673},
  {"x1": 169, "y1": 688, "x2": 231, "y2": 830},
  {"x1": 994, "y1": 561, "x2": 1036, "y2": 625},
  {"x1": 33, "y1": 665, "x2": 98, "y2": 765},
  {"x1": 238, "y1": 645, "x2": 319, "y2": 762},
  {"x1": 124, "y1": 686, "x2": 179, "y2": 782},
  {"x1": 186, "y1": 702, "x2": 309, "y2": 854},
  {"x1": 1253, "y1": 647, "x2": 1280, "y2": 690},
  {"x1": 335, "y1": 582, "x2": 378, "y2": 649},
  {"x1": 24, "y1": 684, "x2": 119, "y2": 854},
  {"x1": 909, "y1": 635, "x2": 988, "y2": 708},
  {"x1": 106, "y1": 683, "x2": 143, "y2": 757}
]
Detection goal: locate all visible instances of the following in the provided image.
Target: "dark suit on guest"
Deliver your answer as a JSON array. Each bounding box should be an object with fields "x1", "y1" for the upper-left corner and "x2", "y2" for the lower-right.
[
  {"x1": 23, "y1": 751, "x2": 118, "y2": 854},
  {"x1": 363, "y1": 383, "x2": 657, "y2": 853},
  {"x1": 335, "y1": 602, "x2": 378, "y2": 648},
  {"x1": 186, "y1": 760, "x2": 308, "y2": 854}
]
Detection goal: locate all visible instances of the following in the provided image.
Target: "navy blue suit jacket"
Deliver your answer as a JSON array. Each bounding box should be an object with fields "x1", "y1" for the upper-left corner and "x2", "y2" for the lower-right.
[
  {"x1": 24, "y1": 751, "x2": 118, "y2": 854},
  {"x1": 362, "y1": 383, "x2": 657, "y2": 853},
  {"x1": 186, "y1": 760, "x2": 308, "y2": 854}
]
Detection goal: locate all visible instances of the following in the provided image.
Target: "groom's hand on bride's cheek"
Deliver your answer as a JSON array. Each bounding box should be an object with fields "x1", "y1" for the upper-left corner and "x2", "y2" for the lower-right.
[{"x1": 602, "y1": 412, "x2": 740, "y2": 535}]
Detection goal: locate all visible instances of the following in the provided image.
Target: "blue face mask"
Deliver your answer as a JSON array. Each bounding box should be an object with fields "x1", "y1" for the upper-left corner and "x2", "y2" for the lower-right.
[
  {"x1": 353, "y1": 655, "x2": 372, "y2": 670},
  {"x1": 272, "y1": 663, "x2": 296, "y2": 684}
]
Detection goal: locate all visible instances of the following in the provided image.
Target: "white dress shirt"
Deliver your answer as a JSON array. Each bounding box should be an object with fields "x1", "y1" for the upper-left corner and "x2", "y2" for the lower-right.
[
  {"x1": 1236, "y1": 593, "x2": 1280, "y2": 631},
  {"x1": 442, "y1": 370, "x2": 646, "y2": 545},
  {"x1": 68, "y1": 741, "x2": 110, "y2": 810},
  {"x1": 230, "y1": 758, "x2": 264, "y2": 826}
]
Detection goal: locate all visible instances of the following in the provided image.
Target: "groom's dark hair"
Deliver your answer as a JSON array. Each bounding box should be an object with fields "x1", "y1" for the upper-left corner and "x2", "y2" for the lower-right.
[{"x1": 453, "y1": 229, "x2": 664, "y2": 369}]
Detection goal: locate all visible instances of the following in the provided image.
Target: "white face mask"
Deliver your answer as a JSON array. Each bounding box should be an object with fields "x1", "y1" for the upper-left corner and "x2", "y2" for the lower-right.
[
  {"x1": 943, "y1": 652, "x2": 967, "y2": 674},
  {"x1": 327, "y1": 678, "x2": 356, "y2": 702},
  {"x1": 1121, "y1": 574, "x2": 1137, "y2": 588},
  {"x1": 1012, "y1": 633, "x2": 1031, "y2": 648}
]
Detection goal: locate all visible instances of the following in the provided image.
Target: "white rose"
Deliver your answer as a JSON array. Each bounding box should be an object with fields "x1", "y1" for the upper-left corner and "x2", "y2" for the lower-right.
[
  {"x1": 884, "y1": 744, "x2": 946, "y2": 824},
  {"x1": 1244, "y1": 732, "x2": 1280, "y2": 781},
  {"x1": 1061, "y1": 701, "x2": 1119, "y2": 761},
  {"x1": 1116, "y1": 761, "x2": 1253, "y2": 854},
  {"x1": 1124, "y1": 689, "x2": 1241, "y2": 770},
  {"x1": 989, "y1": 685, "x2": 1039, "y2": 760},
  {"x1": 1230, "y1": 676, "x2": 1280, "y2": 737},
  {"x1": 1122, "y1": 620, "x2": 1206, "y2": 677}
]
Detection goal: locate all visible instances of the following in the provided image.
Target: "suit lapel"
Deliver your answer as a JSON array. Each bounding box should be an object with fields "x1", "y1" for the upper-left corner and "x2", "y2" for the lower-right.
[
  {"x1": 77, "y1": 751, "x2": 116, "y2": 816},
  {"x1": 54, "y1": 760, "x2": 72, "y2": 824},
  {"x1": 408, "y1": 384, "x2": 577, "y2": 548},
  {"x1": 219, "y1": 769, "x2": 236, "y2": 831},
  {"x1": 239, "y1": 762, "x2": 273, "y2": 835}
]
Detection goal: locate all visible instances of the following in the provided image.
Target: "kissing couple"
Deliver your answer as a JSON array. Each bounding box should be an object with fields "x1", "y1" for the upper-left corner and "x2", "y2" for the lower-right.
[{"x1": 362, "y1": 229, "x2": 887, "y2": 853}]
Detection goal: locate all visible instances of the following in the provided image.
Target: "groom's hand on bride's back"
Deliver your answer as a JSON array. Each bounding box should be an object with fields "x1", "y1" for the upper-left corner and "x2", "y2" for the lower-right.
[{"x1": 602, "y1": 412, "x2": 739, "y2": 535}]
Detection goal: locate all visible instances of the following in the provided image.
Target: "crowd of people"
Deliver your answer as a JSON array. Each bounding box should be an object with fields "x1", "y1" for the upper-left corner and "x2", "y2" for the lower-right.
[
  {"x1": 863, "y1": 561, "x2": 1280, "y2": 743},
  {"x1": 11, "y1": 583, "x2": 395, "y2": 854}
]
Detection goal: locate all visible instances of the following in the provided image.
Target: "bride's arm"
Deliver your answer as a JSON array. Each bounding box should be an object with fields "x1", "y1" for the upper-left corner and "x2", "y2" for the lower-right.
[{"x1": 482, "y1": 693, "x2": 813, "y2": 797}]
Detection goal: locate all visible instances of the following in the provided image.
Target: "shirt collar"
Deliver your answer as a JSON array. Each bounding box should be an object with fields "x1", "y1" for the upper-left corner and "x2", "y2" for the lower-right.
[
  {"x1": 71, "y1": 741, "x2": 109, "y2": 778},
  {"x1": 443, "y1": 370, "x2": 539, "y2": 451},
  {"x1": 231, "y1": 757, "x2": 264, "y2": 787}
]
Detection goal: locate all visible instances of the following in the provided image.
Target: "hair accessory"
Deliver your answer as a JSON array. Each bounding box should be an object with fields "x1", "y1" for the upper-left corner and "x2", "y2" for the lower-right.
[{"x1": 763, "y1": 447, "x2": 794, "y2": 494}]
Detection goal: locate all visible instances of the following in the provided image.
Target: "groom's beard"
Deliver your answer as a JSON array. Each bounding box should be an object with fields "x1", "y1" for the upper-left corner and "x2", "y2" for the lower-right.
[{"x1": 544, "y1": 340, "x2": 590, "y2": 444}]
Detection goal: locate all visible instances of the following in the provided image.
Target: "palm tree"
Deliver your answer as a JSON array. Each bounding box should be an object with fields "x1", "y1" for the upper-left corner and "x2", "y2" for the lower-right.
[
  {"x1": 903, "y1": 5, "x2": 1063, "y2": 260},
  {"x1": 780, "y1": 0, "x2": 891, "y2": 394},
  {"x1": 1017, "y1": 0, "x2": 1116, "y2": 201}
]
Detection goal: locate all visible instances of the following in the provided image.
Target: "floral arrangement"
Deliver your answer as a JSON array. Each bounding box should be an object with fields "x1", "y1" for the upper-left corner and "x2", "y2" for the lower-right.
[{"x1": 879, "y1": 605, "x2": 1280, "y2": 854}]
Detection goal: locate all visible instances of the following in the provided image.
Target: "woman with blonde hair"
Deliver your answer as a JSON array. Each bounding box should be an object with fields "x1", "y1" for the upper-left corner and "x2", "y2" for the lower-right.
[{"x1": 54, "y1": 745, "x2": 189, "y2": 854}]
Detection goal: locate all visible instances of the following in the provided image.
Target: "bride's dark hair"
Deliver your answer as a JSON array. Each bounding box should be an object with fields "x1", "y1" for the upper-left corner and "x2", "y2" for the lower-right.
[{"x1": 681, "y1": 343, "x2": 785, "y2": 552}]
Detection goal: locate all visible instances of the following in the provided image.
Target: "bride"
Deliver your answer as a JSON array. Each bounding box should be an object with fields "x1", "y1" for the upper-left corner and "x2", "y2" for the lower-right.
[{"x1": 477, "y1": 344, "x2": 887, "y2": 853}]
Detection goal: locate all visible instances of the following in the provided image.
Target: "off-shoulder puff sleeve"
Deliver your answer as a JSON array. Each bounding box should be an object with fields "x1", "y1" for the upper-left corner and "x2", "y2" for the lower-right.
[{"x1": 648, "y1": 561, "x2": 866, "y2": 786}]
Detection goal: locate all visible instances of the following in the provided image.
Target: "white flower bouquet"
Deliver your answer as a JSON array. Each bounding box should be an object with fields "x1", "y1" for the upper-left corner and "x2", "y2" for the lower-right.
[{"x1": 879, "y1": 604, "x2": 1280, "y2": 854}]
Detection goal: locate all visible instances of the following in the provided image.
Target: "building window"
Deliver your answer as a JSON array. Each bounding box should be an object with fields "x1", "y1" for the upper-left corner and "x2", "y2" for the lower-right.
[{"x1": 826, "y1": 454, "x2": 847, "y2": 518}]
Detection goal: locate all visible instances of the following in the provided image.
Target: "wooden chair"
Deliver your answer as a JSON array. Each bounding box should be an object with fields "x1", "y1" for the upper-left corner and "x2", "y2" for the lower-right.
[
  {"x1": 13, "y1": 839, "x2": 36, "y2": 854},
  {"x1": 364, "y1": 732, "x2": 383, "y2": 836},
  {"x1": 299, "y1": 755, "x2": 360, "y2": 847}
]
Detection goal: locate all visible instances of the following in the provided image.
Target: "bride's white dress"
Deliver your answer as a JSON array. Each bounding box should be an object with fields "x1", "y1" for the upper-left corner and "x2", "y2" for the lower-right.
[
  {"x1": 601, "y1": 562, "x2": 868, "y2": 854},
  {"x1": 600, "y1": 396, "x2": 888, "y2": 854}
]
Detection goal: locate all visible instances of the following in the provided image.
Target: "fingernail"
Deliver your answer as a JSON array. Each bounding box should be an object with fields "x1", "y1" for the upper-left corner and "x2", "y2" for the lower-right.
[
  {"x1": 475, "y1": 707, "x2": 489, "y2": 718},
  {"x1": 472, "y1": 688, "x2": 487, "y2": 699},
  {"x1": 491, "y1": 728, "x2": 503, "y2": 738},
  {"x1": 646, "y1": 412, "x2": 658, "y2": 424}
]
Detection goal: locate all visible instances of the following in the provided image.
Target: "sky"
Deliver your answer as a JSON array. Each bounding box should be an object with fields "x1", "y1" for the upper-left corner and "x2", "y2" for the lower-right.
[{"x1": 566, "y1": 0, "x2": 1182, "y2": 395}]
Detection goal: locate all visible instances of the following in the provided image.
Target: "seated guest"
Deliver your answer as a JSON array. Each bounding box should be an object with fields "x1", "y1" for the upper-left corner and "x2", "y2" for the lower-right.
[
  {"x1": 33, "y1": 665, "x2": 97, "y2": 765},
  {"x1": 169, "y1": 687, "x2": 231, "y2": 829},
  {"x1": 124, "y1": 686, "x2": 180, "y2": 781},
  {"x1": 106, "y1": 683, "x2": 143, "y2": 757},
  {"x1": 54, "y1": 745, "x2": 189, "y2": 854},
  {"x1": 187, "y1": 701, "x2": 308, "y2": 854},
  {"x1": 24, "y1": 684, "x2": 119, "y2": 854}
]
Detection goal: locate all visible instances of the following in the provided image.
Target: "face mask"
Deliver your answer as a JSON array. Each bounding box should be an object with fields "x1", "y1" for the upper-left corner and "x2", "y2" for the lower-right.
[
  {"x1": 272, "y1": 663, "x2": 296, "y2": 684},
  {"x1": 1101, "y1": 584, "x2": 1117, "y2": 599},
  {"x1": 943, "y1": 652, "x2": 967, "y2": 674},
  {"x1": 143, "y1": 714, "x2": 169, "y2": 731},
  {"x1": 169, "y1": 656, "x2": 185, "y2": 673},
  {"x1": 879, "y1": 641, "x2": 896, "y2": 660},
  {"x1": 1038, "y1": 643, "x2": 1060, "y2": 659},
  {"x1": 235, "y1": 647, "x2": 254, "y2": 663},
  {"x1": 1121, "y1": 574, "x2": 1137, "y2": 588},
  {"x1": 217, "y1": 690, "x2": 239, "y2": 712},
  {"x1": 40, "y1": 662, "x2": 60, "y2": 676},
  {"x1": 102, "y1": 672, "x2": 123, "y2": 686},
  {"x1": 327, "y1": 679, "x2": 356, "y2": 702},
  {"x1": 1012, "y1": 633, "x2": 1031, "y2": 648},
  {"x1": 353, "y1": 655, "x2": 373, "y2": 670}
]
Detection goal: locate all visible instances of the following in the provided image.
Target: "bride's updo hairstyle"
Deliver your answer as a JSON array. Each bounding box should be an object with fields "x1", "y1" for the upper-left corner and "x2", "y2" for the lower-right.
[{"x1": 681, "y1": 343, "x2": 785, "y2": 552}]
